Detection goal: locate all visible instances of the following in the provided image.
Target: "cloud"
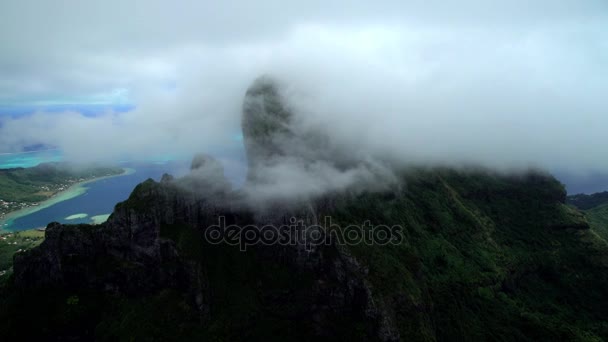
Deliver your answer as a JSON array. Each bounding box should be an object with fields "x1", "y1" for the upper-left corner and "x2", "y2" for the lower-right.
[
  {"x1": 0, "y1": 0, "x2": 606, "y2": 185},
  {"x1": 241, "y1": 155, "x2": 399, "y2": 206}
]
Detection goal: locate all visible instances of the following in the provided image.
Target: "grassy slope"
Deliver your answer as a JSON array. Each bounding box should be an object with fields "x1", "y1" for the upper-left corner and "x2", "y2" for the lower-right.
[
  {"x1": 329, "y1": 169, "x2": 608, "y2": 341},
  {"x1": 91, "y1": 171, "x2": 608, "y2": 340},
  {"x1": 586, "y1": 203, "x2": 608, "y2": 241}
]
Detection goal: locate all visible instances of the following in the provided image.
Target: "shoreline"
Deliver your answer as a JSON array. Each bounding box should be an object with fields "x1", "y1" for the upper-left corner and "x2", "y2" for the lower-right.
[{"x1": 0, "y1": 167, "x2": 135, "y2": 232}]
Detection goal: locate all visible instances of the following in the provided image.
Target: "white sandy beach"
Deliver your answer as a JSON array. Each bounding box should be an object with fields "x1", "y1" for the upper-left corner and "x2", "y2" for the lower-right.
[
  {"x1": 65, "y1": 213, "x2": 88, "y2": 220},
  {"x1": 91, "y1": 214, "x2": 111, "y2": 224}
]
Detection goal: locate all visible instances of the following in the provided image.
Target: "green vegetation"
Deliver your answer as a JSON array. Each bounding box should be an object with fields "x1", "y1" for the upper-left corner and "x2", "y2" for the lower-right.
[
  {"x1": 2, "y1": 169, "x2": 608, "y2": 341},
  {"x1": 0, "y1": 163, "x2": 124, "y2": 222},
  {"x1": 0, "y1": 162, "x2": 123, "y2": 203},
  {"x1": 567, "y1": 191, "x2": 608, "y2": 210},
  {"x1": 584, "y1": 203, "x2": 608, "y2": 241},
  {"x1": 114, "y1": 178, "x2": 162, "y2": 213},
  {"x1": 0, "y1": 229, "x2": 44, "y2": 285},
  {"x1": 567, "y1": 189, "x2": 608, "y2": 250},
  {"x1": 326, "y1": 169, "x2": 608, "y2": 341},
  {"x1": 0, "y1": 223, "x2": 320, "y2": 341}
]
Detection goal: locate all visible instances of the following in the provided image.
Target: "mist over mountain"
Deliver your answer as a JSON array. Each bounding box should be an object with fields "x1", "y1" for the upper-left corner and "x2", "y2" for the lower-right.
[
  {"x1": 2, "y1": 76, "x2": 608, "y2": 341},
  {"x1": 0, "y1": 0, "x2": 606, "y2": 180},
  {"x1": 2, "y1": 1, "x2": 608, "y2": 341}
]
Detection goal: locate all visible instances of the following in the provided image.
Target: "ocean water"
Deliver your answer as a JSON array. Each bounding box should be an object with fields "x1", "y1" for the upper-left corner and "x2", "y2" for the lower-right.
[
  {"x1": 2, "y1": 161, "x2": 189, "y2": 231},
  {"x1": 0, "y1": 150, "x2": 188, "y2": 231},
  {"x1": 0, "y1": 149, "x2": 63, "y2": 169},
  {"x1": 0, "y1": 149, "x2": 245, "y2": 231}
]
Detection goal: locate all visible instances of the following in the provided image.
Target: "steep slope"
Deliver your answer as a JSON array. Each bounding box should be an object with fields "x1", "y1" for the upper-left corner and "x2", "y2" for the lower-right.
[
  {"x1": 2, "y1": 77, "x2": 608, "y2": 341},
  {"x1": 3, "y1": 166, "x2": 607, "y2": 341},
  {"x1": 0, "y1": 229, "x2": 44, "y2": 286},
  {"x1": 586, "y1": 203, "x2": 608, "y2": 241},
  {"x1": 566, "y1": 190, "x2": 608, "y2": 244},
  {"x1": 325, "y1": 168, "x2": 608, "y2": 341}
]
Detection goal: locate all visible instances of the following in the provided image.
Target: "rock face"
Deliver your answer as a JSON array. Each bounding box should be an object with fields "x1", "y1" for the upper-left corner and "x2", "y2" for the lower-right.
[
  {"x1": 14, "y1": 166, "x2": 396, "y2": 341},
  {"x1": 12, "y1": 178, "x2": 211, "y2": 297},
  {"x1": 13, "y1": 220, "x2": 187, "y2": 295},
  {"x1": 241, "y1": 76, "x2": 295, "y2": 183},
  {"x1": 190, "y1": 153, "x2": 223, "y2": 173},
  {"x1": 12, "y1": 76, "x2": 399, "y2": 340},
  {"x1": 184, "y1": 153, "x2": 231, "y2": 193}
]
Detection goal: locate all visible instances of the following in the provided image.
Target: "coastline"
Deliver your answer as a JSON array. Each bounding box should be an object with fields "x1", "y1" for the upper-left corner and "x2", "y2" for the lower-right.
[{"x1": 0, "y1": 167, "x2": 135, "y2": 232}]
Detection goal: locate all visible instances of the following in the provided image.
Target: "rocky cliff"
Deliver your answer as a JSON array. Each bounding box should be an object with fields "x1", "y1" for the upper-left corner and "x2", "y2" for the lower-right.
[{"x1": 3, "y1": 77, "x2": 608, "y2": 341}]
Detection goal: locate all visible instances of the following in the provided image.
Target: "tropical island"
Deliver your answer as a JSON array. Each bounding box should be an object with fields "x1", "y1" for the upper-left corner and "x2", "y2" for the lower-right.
[
  {"x1": 2, "y1": 77, "x2": 608, "y2": 341},
  {"x1": 0, "y1": 163, "x2": 125, "y2": 223}
]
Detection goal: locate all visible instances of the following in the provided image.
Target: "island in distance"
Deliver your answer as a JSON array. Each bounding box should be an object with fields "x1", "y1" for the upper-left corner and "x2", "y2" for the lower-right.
[{"x1": 0, "y1": 163, "x2": 125, "y2": 224}]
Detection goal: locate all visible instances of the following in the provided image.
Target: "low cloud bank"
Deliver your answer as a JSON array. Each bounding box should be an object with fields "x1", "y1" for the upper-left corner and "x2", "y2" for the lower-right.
[{"x1": 0, "y1": 1, "x2": 606, "y2": 190}]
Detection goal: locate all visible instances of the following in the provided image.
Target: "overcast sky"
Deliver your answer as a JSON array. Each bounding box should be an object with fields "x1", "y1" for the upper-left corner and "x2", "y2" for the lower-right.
[{"x1": 0, "y1": 0, "x2": 606, "y2": 183}]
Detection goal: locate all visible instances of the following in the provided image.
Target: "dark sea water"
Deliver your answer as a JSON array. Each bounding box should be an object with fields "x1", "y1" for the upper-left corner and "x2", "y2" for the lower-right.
[{"x1": 5, "y1": 161, "x2": 189, "y2": 231}]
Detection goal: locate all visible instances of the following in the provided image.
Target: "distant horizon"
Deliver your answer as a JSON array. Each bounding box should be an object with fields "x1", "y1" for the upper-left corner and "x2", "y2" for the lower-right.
[{"x1": 0, "y1": 148, "x2": 605, "y2": 196}]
